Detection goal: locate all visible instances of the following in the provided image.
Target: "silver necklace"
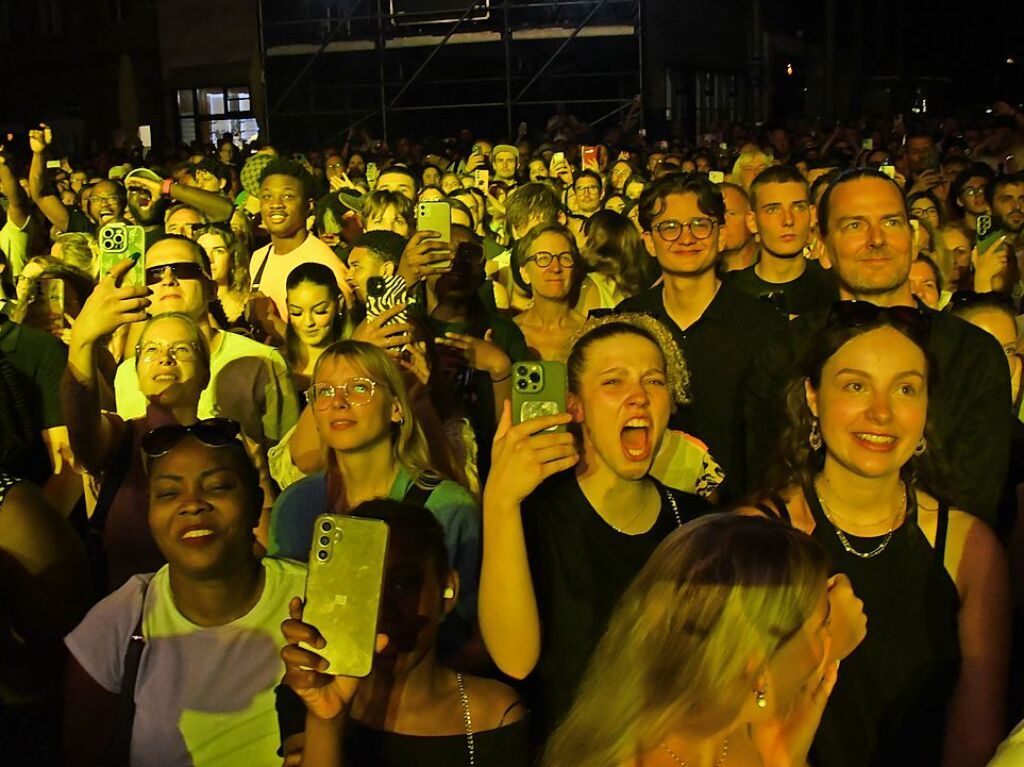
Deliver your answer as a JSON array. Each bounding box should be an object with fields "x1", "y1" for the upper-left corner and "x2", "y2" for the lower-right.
[
  {"x1": 456, "y1": 672, "x2": 475, "y2": 766},
  {"x1": 608, "y1": 487, "x2": 683, "y2": 533},
  {"x1": 814, "y1": 480, "x2": 906, "y2": 559},
  {"x1": 661, "y1": 736, "x2": 729, "y2": 766}
]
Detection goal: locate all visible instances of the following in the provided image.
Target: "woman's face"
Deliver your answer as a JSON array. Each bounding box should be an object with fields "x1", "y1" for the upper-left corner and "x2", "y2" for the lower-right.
[
  {"x1": 311, "y1": 356, "x2": 401, "y2": 454},
  {"x1": 610, "y1": 162, "x2": 632, "y2": 191},
  {"x1": 959, "y1": 176, "x2": 990, "y2": 215},
  {"x1": 197, "y1": 232, "x2": 231, "y2": 285},
  {"x1": 529, "y1": 159, "x2": 548, "y2": 182},
  {"x1": 441, "y1": 173, "x2": 462, "y2": 194},
  {"x1": 137, "y1": 316, "x2": 206, "y2": 406},
  {"x1": 807, "y1": 326, "x2": 928, "y2": 480},
  {"x1": 366, "y1": 204, "x2": 410, "y2": 238},
  {"x1": 942, "y1": 227, "x2": 972, "y2": 284},
  {"x1": 148, "y1": 438, "x2": 256, "y2": 578},
  {"x1": 287, "y1": 281, "x2": 339, "y2": 349},
  {"x1": 908, "y1": 260, "x2": 941, "y2": 309},
  {"x1": 909, "y1": 198, "x2": 940, "y2": 228},
  {"x1": 570, "y1": 333, "x2": 671, "y2": 480},
  {"x1": 421, "y1": 167, "x2": 441, "y2": 188},
  {"x1": 762, "y1": 586, "x2": 832, "y2": 716},
  {"x1": 347, "y1": 154, "x2": 366, "y2": 176},
  {"x1": 521, "y1": 230, "x2": 576, "y2": 302}
]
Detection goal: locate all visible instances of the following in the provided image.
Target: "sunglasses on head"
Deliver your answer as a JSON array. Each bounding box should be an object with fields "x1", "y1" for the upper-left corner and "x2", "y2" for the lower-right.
[
  {"x1": 144, "y1": 261, "x2": 207, "y2": 286},
  {"x1": 141, "y1": 418, "x2": 242, "y2": 460},
  {"x1": 948, "y1": 290, "x2": 1015, "y2": 312},
  {"x1": 825, "y1": 300, "x2": 931, "y2": 340}
]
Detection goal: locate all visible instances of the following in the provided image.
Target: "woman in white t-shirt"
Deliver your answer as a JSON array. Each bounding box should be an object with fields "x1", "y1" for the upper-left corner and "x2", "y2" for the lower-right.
[{"x1": 61, "y1": 419, "x2": 306, "y2": 767}]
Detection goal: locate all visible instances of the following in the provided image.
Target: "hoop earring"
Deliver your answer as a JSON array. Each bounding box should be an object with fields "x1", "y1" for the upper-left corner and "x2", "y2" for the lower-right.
[
  {"x1": 915, "y1": 437, "x2": 927, "y2": 456},
  {"x1": 808, "y1": 419, "x2": 823, "y2": 452},
  {"x1": 755, "y1": 686, "x2": 767, "y2": 709}
]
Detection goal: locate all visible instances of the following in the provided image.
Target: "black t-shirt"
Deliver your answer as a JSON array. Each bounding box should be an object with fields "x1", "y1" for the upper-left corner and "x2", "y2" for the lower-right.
[
  {"x1": 727, "y1": 258, "x2": 838, "y2": 316},
  {"x1": 616, "y1": 281, "x2": 788, "y2": 501},
  {"x1": 521, "y1": 471, "x2": 709, "y2": 735},
  {"x1": 65, "y1": 208, "x2": 95, "y2": 235}
]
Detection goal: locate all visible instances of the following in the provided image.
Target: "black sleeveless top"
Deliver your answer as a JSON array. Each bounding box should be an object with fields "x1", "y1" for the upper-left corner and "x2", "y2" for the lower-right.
[{"x1": 762, "y1": 484, "x2": 961, "y2": 767}]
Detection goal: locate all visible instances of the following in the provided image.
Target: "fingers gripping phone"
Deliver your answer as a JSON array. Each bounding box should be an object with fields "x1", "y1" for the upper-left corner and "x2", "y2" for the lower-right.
[
  {"x1": 98, "y1": 222, "x2": 147, "y2": 286},
  {"x1": 511, "y1": 361, "x2": 568, "y2": 433},
  {"x1": 365, "y1": 275, "x2": 413, "y2": 328},
  {"x1": 302, "y1": 515, "x2": 390, "y2": 677}
]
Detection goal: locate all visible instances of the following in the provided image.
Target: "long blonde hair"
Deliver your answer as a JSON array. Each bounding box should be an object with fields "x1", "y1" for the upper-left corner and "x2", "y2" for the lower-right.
[
  {"x1": 543, "y1": 514, "x2": 828, "y2": 767},
  {"x1": 313, "y1": 340, "x2": 445, "y2": 489}
]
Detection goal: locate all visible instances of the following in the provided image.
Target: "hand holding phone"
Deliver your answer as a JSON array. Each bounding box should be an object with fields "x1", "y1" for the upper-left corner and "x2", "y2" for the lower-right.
[
  {"x1": 69, "y1": 258, "x2": 151, "y2": 349},
  {"x1": 397, "y1": 230, "x2": 453, "y2": 285},
  {"x1": 99, "y1": 223, "x2": 147, "y2": 286}
]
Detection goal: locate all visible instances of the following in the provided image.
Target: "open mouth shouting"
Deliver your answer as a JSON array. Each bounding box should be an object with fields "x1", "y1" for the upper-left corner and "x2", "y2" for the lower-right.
[{"x1": 621, "y1": 417, "x2": 653, "y2": 461}]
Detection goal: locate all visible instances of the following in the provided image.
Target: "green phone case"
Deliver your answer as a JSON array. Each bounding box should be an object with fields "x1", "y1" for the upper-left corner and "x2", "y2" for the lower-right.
[
  {"x1": 98, "y1": 223, "x2": 147, "y2": 286},
  {"x1": 511, "y1": 360, "x2": 568, "y2": 433}
]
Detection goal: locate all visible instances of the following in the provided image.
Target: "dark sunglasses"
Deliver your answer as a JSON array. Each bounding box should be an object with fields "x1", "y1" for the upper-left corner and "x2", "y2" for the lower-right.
[
  {"x1": 826, "y1": 300, "x2": 931, "y2": 340},
  {"x1": 947, "y1": 290, "x2": 1015, "y2": 312},
  {"x1": 144, "y1": 261, "x2": 207, "y2": 286},
  {"x1": 141, "y1": 418, "x2": 242, "y2": 460}
]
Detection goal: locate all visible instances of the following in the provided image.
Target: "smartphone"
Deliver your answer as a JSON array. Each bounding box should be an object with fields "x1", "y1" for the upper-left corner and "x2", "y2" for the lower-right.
[
  {"x1": 98, "y1": 222, "x2": 147, "y2": 286},
  {"x1": 302, "y1": 514, "x2": 389, "y2": 677},
  {"x1": 511, "y1": 360, "x2": 568, "y2": 433},
  {"x1": 137, "y1": 125, "x2": 152, "y2": 149},
  {"x1": 552, "y1": 151, "x2": 566, "y2": 166},
  {"x1": 976, "y1": 214, "x2": 993, "y2": 240},
  {"x1": 976, "y1": 215, "x2": 1005, "y2": 253},
  {"x1": 880, "y1": 164, "x2": 896, "y2": 179},
  {"x1": 581, "y1": 145, "x2": 598, "y2": 169},
  {"x1": 862, "y1": 138, "x2": 874, "y2": 151},
  {"x1": 415, "y1": 200, "x2": 452, "y2": 265},
  {"x1": 923, "y1": 148, "x2": 941, "y2": 172},
  {"x1": 474, "y1": 168, "x2": 490, "y2": 191},
  {"x1": 708, "y1": 170, "x2": 725, "y2": 184},
  {"x1": 46, "y1": 159, "x2": 61, "y2": 169},
  {"x1": 365, "y1": 275, "x2": 411, "y2": 330}
]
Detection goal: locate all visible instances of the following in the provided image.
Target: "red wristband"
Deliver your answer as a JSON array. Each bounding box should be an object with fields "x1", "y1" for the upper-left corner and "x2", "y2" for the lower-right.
[{"x1": 161, "y1": 178, "x2": 174, "y2": 198}]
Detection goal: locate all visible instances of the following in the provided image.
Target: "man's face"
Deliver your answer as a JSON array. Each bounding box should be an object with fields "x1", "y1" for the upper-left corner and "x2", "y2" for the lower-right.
[
  {"x1": 824, "y1": 177, "x2": 912, "y2": 300},
  {"x1": 346, "y1": 246, "x2": 391, "y2": 304},
  {"x1": 376, "y1": 171, "x2": 415, "y2": 201},
  {"x1": 144, "y1": 239, "x2": 211, "y2": 319},
  {"x1": 127, "y1": 183, "x2": 161, "y2": 226},
  {"x1": 193, "y1": 168, "x2": 224, "y2": 194},
  {"x1": 87, "y1": 180, "x2": 125, "y2": 226},
  {"x1": 574, "y1": 176, "x2": 602, "y2": 214},
  {"x1": 165, "y1": 207, "x2": 204, "y2": 239},
  {"x1": 749, "y1": 181, "x2": 815, "y2": 258},
  {"x1": 992, "y1": 182, "x2": 1024, "y2": 234},
  {"x1": 738, "y1": 156, "x2": 771, "y2": 192},
  {"x1": 259, "y1": 174, "x2": 309, "y2": 239},
  {"x1": 641, "y1": 192, "x2": 726, "y2": 278},
  {"x1": 492, "y1": 151, "x2": 517, "y2": 181},
  {"x1": 906, "y1": 136, "x2": 937, "y2": 175},
  {"x1": 720, "y1": 186, "x2": 753, "y2": 252}
]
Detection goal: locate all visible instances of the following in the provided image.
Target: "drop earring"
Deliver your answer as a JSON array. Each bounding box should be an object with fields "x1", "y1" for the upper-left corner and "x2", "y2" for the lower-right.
[
  {"x1": 808, "y1": 419, "x2": 823, "y2": 451},
  {"x1": 755, "y1": 685, "x2": 767, "y2": 709}
]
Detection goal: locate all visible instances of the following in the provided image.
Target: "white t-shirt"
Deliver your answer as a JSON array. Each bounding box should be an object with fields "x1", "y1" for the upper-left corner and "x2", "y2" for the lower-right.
[
  {"x1": 65, "y1": 557, "x2": 307, "y2": 767},
  {"x1": 114, "y1": 330, "x2": 300, "y2": 447},
  {"x1": 249, "y1": 233, "x2": 349, "y2": 320}
]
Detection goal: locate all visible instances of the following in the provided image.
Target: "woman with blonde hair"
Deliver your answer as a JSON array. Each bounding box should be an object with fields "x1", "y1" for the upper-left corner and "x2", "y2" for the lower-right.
[
  {"x1": 195, "y1": 223, "x2": 256, "y2": 335},
  {"x1": 543, "y1": 514, "x2": 862, "y2": 767},
  {"x1": 268, "y1": 340, "x2": 480, "y2": 625}
]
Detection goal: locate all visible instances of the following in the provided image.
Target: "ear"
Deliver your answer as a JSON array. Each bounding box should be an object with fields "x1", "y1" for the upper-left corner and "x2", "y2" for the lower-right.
[
  {"x1": 381, "y1": 261, "x2": 395, "y2": 278},
  {"x1": 716, "y1": 219, "x2": 728, "y2": 252},
  {"x1": 809, "y1": 203, "x2": 818, "y2": 231},
  {"x1": 519, "y1": 264, "x2": 531, "y2": 287},
  {"x1": 746, "y1": 209, "x2": 759, "y2": 236},
  {"x1": 567, "y1": 391, "x2": 584, "y2": 423},
  {"x1": 441, "y1": 570, "x2": 459, "y2": 617},
  {"x1": 641, "y1": 230, "x2": 657, "y2": 258},
  {"x1": 390, "y1": 398, "x2": 403, "y2": 425},
  {"x1": 804, "y1": 377, "x2": 819, "y2": 418},
  {"x1": 556, "y1": 210, "x2": 567, "y2": 227}
]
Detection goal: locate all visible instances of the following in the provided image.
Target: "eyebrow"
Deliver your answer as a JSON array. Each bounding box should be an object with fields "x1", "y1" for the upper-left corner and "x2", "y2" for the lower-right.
[
  {"x1": 153, "y1": 467, "x2": 238, "y2": 482},
  {"x1": 834, "y1": 367, "x2": 925, "y2": 380},
  {"x1": 287, "y1": 301, "x2": 331, "y2": 310}
]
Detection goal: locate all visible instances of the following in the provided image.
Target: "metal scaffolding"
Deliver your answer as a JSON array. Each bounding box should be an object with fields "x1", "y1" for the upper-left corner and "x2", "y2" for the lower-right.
[{"x1": 258, "y1": 0, "x2": 643, "y2": 143}]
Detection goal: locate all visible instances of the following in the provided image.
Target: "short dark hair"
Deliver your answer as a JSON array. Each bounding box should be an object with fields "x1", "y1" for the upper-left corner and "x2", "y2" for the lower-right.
[
  {"x1": 258, "y1": 158, "x2": 312, "y2": 200},
  {"x1": 817, "y1": 168, "x2": 907, "y2": 237},
  {"x1": 949, "y1": 163, "x2": 995, "y2": 217},
  {"x1": 146, "y1": 233, "x2": 213, "y2": 274},
  {"x1": 505, "y1": 182, "x2": 562, "y2": 234},
  {"x1": 377, "y1": 165, "x2": 419, "y2": 193},
  {"x1": 748, "y1": 165, "x2": 809, "y2": 208},
  {"x1": 352, "y1": 498, "x2": 449, "y2": 580},
  {"x1": 637, "y1": 173, "x2": 725, "y2": 232},
  {"x1": 352, "y1": 230, "x2": 406, "y2": 265},
  {"x1": 193, "y1": 158, "x2": 231, "y2": 189},
  {"x1": 574, "y1": 169, "x2": 603, "y2": 189},
  {"x1": 987, "y1": 171, "x2": 1024, "y2": 207}
]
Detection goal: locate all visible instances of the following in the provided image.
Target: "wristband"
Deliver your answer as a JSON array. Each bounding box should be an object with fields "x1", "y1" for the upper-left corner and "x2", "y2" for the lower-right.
[{"x1": 161, "y1": 178, "x2": 174, "y2": 198}]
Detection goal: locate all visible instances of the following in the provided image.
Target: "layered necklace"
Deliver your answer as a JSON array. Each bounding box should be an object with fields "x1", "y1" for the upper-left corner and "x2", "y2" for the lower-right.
[
  {"x1": 661, "y1": 737, "x2": 729, "y2": 766},
  {"x1": 814, "y1": 477, "x2": 907, "y2": 559}
]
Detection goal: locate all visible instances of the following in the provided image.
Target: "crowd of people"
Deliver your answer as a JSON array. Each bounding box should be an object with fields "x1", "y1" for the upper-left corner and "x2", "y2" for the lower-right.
[{"x1": 0, "y1": 100, "x2": 1023, "y2": 767}]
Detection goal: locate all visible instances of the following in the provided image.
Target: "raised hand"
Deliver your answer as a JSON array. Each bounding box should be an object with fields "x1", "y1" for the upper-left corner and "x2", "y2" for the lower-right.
[
  {"x1": 434, "y1": 329, "x2": 510, "y2": 380},
  {"x1": 28, "y1": 124, "x2": 53, "y2": 155},
  {"x1": 71, "y1": 258, "x2": 150, "y2": 348},
  {"x1": 352, "y1": 302, "x2": 414, "y2": 352},
  {"x1": 397, "y1": 230, "x2": 452, "y2": 285}
]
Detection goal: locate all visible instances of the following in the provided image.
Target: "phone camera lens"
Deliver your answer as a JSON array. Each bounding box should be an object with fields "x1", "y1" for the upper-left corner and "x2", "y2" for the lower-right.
[
  {"x1": 517, "y1": 379, "x2": 527, "y2": 389},
  {"x1": 320, "y1": 521, "x2": 333, "y2": 532},
  {"x1": 319, "y1": 535, "x2": 330, "y2": 546},
  {"x1": 516, "y1": 365, "x2": 528, "y2": 376},
  {"x1": 317, "y1": 549, "x2": 328, "y2": 561},
  {"x1": 529, "y1": 372, "x2": 541, "y2": 383}
]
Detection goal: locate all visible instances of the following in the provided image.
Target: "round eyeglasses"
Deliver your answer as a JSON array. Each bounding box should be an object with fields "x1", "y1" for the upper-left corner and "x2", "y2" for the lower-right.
[
  {"x1": 306, "y1": 378, "x2": 378, "y2": 409},
  {"x1": 651, "y1": 217, "x2": 716, "y2": 242},
  {"x1": 136, "y1": 341, "x2": 199, "y2": 363},
  {"x1": 526, "y1": 251, "x2": 575, "y2": 268}
]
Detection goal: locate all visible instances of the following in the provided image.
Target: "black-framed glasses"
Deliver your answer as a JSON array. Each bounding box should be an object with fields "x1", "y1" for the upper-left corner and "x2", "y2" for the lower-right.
[
  {"x1": 145, "y1": 261, "x2": 207, "y2": 286},
  {"x1": 526, "y1": 251, "x2": 575, "y2": 268},
  {"x1": 136, "y1": 340, "x2": 199, "y2": 364},
  {"x1": 306, "y1": 378, "x2": 378, "y2": 410},
  {"x1": 651, "y1": 217, "x2": 716, "y2": 242},
  {"x1": 826, "y1": 300, "x2": 931, "y2": 340},
  {"x1": 141, "y1": 418, "x2": 242, "y2": 460}
]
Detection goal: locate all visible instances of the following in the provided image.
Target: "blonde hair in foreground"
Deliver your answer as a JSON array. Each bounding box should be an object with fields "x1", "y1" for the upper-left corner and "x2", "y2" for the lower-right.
[
  {"x1": 313, "y1": 340, "x2": 444, "y2": 488},
  {"x1": 542, "y1": 514, "x2": 828, "y2": 767}
]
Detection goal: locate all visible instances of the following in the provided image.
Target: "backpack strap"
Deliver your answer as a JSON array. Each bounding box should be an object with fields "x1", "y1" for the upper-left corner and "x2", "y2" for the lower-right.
[
  {"x1": 403, "y1": 481, "x2": 435, "y2": 507},
  {"x1": 112, "y1": 577, "x2": 149, "y2": 767}
]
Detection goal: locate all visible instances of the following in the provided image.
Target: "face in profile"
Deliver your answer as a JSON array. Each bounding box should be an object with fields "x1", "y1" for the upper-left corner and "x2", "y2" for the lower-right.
[
  {"x1": 761, "y1": 586, "x2": 832, "y2": 717},
  {"x1": 570, "y1": 332, "x2": 671, "y2": 481},
  {"x1": 806, "y1": 326, "x2": 928, "y2": 480}
]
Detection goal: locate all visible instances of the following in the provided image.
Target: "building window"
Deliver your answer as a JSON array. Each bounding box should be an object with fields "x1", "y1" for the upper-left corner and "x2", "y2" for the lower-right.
[{"x1": 176, "y1": 87, "x2": 260, "y2": 147}]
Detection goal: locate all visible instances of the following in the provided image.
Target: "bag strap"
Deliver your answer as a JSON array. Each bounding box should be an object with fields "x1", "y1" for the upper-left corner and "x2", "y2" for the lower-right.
[
  {"x1": 251, "y1": 246, "x2": 272, "y2": 291},
  {"x1": 91, "y1": 420, "x2": 136, "y2": 534},
  {"x1": 403, "y1": 481, "x2": 434, "y2": 507},
  {"x1": 112, "y1": 577, "x2": 149, "y2": 767}
]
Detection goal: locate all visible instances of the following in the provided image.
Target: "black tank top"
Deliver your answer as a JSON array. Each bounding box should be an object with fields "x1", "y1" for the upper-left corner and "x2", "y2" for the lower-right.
[{"x1": 800, "y1": 482, "x2": 961, "y2": 767}]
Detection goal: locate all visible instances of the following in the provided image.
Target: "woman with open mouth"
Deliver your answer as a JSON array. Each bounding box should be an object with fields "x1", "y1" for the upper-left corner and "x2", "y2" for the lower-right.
[{"x1": 479, "y1": 312, "x2": 711, "y2": 737}]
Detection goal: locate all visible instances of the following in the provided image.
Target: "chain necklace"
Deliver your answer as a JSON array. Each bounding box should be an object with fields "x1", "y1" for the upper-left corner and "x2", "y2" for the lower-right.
[
  {"x1": 661, "y1": 737, "x2": 729, "y2": 766},
  {"x1": 456, "y1": 672, "x2": 475, "y2": 766},
  {"x1": 608, "y1": 487, "x2": 683, "y2": 533},
  {"x1": 814, "y1": 479, "x2": 906, "y2": 559}
]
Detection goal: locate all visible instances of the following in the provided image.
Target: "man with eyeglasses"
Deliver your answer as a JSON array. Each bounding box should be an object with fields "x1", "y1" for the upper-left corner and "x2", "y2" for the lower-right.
[
  {"x1": 107, "y1": 235, "x2": 300, "y2": 452},
  {"x1": 616, "y1": 173, "x2": 786, "y2": 502},
  {"x1": 573, "y1": 170, "x2": 603, "y2": 218},
  {"x1": 745, "y1": 168, "x2": 1010, "y2": 526}
]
